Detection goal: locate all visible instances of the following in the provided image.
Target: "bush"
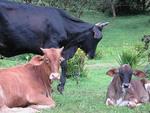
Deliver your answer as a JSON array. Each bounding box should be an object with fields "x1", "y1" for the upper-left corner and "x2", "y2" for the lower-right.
[
  {"x1": 7, "y1": 54, "x2": 33, "y2": 62},
  {"x1": 67, "y1": 49, "x2": 87, "y2": 80},
  {"x1": 11, "y1": 0, "x2": 90, "y2": 18},
  {"x1": 117, "y1": 46, "x2": 144, "y2": 68},
  {"x1": 144, "y1": 64, "x2": 150, "y2": 80}
]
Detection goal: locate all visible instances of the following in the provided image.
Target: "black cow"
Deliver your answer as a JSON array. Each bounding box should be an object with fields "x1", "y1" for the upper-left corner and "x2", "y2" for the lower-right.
[{"x1": 0, "y1": 0, "x2": 109, "y2": 93}]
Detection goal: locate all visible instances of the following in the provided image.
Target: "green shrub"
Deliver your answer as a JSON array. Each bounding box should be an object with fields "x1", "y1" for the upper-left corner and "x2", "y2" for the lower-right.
[
  {"x1": 6, "y1": 54, "x2": 33, "y2": 62},
  {"x1": 144, "y1": 64, "x2": 150, "y2": 80},
  {"x1": 117, "y1": 47, "x2": 143, "y2": 68},
  {"x1": 67, "y1": 49, "x2": 87, "y2": 80}
]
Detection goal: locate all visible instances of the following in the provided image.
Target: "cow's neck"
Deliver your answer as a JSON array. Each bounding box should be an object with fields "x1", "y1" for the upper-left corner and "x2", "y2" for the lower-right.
[
  {"x1": 34, "y1": 62, "x2": 51, "y2": 96},
  {"x1": 111, "y1": 75, "x2": 125, "y2": 99},
  {"x1": 64, "y1": 32, "x2": 87, "y2": 49},
  {"x1": 31, "y1": 62, "x2": 51, "y2": 87},
  {"x1": 39, "y1": 63, "x2": 51, "y2": 82}
]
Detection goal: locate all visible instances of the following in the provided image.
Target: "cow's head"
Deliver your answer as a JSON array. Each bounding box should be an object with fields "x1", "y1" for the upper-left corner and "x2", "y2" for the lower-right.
[
  {"x1": 106, "y1": 64, "x2": 146, "y2": 90},
  {"x1": 79, "y1": 22, "x2": 109, "y2": 59},
  {"x1": 40, "y1": 47, "x2": 64, "y2": 80}
]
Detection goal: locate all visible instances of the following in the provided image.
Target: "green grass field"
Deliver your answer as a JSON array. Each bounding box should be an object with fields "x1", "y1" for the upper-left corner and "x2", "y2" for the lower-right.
[{"x1": 0, "y1": 12, "x2": 150, "y2": 113}]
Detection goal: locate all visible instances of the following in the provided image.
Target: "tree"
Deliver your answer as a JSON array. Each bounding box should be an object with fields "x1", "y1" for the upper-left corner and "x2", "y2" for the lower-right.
[
  {"x1": 101, "y1": 0, "x2": 150, "y2": 17},
  {"x1": 24, "y1": 0, "x2": 32, "y2": 3},
  {"x1": 110, "y1": 0, "x2": 117, "y2": 17}
]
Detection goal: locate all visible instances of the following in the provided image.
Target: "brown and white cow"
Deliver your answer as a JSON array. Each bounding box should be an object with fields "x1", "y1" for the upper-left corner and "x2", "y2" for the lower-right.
[
  {"x1": 106, "y1": 64, "x2": 150, "y2": 108},
  {"x1": 0, "y1": 48, "x2": 64, "y2": 112}
]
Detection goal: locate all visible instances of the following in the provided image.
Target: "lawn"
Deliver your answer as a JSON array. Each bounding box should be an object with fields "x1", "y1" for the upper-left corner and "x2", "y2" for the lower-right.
[{"x1": 0, "y1": 12, "x2": 150, "y2": 113}]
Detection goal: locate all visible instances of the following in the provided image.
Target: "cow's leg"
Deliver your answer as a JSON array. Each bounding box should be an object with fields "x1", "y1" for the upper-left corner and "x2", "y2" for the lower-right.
[
  {"x1": 105, "y1": 84, "x2": 117, "y2": 106},
  {"x1": 27, "y1": 94, "x2": 55, "y2": 110},
  {"x1": 57, "y1": 60, "x2": 67, "y2": 94},
  {"x1": 57, "y1": 46, "x2": 78, "y2": 94},
  {"x1": 127, "y1": 99, "x2": 139, "y2": 108},
  {"x1": 106, "y1": 98, "x2": 115, "y2": 106}
]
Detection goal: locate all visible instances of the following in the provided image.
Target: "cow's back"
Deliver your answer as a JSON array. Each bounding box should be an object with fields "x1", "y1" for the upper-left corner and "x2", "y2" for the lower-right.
[
  {"x1": 0, "y1": 67, "x2": 28, "y2": 107},
  {"x1": 125, "y1": 80, "x2": 149, "y2": 103},
  {"x1": 0, "y1": 65, "x2": 45, "y2": 107}
]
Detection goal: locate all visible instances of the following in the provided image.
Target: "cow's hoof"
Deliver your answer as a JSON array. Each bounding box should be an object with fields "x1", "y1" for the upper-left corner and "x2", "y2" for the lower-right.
[
  {"x1": 106, "y1": 98, "x2": 114, "y2": 106},
  {"x1": 57, "y1": 84, "x2": 64, "y2": 94},
  {"x1": 128, "y1": 101, "x2": 137, "y2": 108}
]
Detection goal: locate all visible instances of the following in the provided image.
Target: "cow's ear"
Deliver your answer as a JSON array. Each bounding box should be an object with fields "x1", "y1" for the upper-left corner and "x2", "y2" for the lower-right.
[
  {"x1": 133, "y1": 70, "x2": 146, "y2": 78},
  {"x1": 106, "y1": 68, "x2": 118, "y2": 77},
  {"x1": 92, "y1": 26, "x2": 101, "y2": 39},
  {"x1": 35, "y1": 56, "x2": 44, "y2": 65},
  {"x1": 29, "y1": 55, "x2": 44, "y2": 65}
]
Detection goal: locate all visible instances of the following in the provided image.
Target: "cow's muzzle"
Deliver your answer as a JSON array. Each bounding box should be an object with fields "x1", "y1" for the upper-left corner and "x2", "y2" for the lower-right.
[
  {"x1": 49, "y1": 73, "x2": 60, "y2": 80},
  {"x1": 122, "y1": 83, "x2": 130, "y2": 89}
]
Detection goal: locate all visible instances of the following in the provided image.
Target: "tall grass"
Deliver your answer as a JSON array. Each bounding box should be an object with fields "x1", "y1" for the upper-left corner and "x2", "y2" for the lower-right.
[{"x1": 117, "y1": 49, "x2": 142, "y2": 68}]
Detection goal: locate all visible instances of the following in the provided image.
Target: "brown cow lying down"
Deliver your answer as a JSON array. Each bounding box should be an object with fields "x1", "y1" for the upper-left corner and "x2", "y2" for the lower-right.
[
  {"x1": 106, "y1": 64, "x2": 150, "y2": 108},
  {"x1": 0, "y1": 48, "x2": 64, "y2": 113}
]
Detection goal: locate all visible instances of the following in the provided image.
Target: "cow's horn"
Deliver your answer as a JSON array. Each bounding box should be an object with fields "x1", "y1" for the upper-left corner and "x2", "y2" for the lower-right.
[
  {"x1": 40, "y1": 48, "x2": 46, "y2": 54},
  {"x1": 60, "y1": 47, "x2": 64, "y2": 52},
  {"x1": 95, "y1": 22, "x2": 109, "y2": 29}
]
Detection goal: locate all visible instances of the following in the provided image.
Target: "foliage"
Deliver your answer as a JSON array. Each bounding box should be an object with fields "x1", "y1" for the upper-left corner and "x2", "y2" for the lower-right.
[
  {"x1": 141, "y1": 35, "x2": 150, "y2": 62},
  {"x1": 116, "y1": 46, "x2": 144, "y2": 68},
  {"x1": 144, "y1": 64, "x2": 150, "y2": 80},
  {"x1": 67, "y1": 49, "x2": 87, "y2": 79},
  {"x1": 7, "y1": 54, "x2": 33, "y2": 62},
  {"x1": 10, "y1": 0, "x2": 93, "y2": 18},
  {"x1": 101, "y1": 0, "x2": 150, "y2": 16},
  {"x1": 10, "y1": 0, "x2": 150, "y2": 17}
]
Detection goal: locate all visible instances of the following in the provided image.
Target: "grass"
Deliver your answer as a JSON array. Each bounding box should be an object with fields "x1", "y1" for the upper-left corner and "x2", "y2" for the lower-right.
[{"x1": 0, "y1": 12, "x2": 150, "y2": 113}]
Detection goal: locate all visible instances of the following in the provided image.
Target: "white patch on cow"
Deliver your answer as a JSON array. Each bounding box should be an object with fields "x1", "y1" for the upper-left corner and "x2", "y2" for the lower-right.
[
  {"x1": 11, "y1": 107, "x2": 38, "y2": 113},
  {"x1": 0, "y1": 107, "x2": 38, "y2": 113},
  {"x1": 136, "y1": 103, "x2": 142, "y2": 106},
  {"x1": 30, "y1": 105, "x2": 53, "y2": 109},
  {"x1": 49, "y1": 73, "x2": 60, "y2": 80},
  {"x1": 0, "y1": 85, "x2": 5, "y2": 100},
  {"x1": 116, "y1": 97, "x2": 130, "y2": 106},
  {"x1": 116, "y1": 97, "x2": 123, "y2": 105},
  {"x1": 145, "y1": 83, "x2": 150, "y2": 92}
]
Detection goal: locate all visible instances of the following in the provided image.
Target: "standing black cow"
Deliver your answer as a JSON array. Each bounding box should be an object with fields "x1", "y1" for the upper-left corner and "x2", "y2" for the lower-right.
[{"x1": 0, "y1": 0, "x2": 109, "y2": 93}]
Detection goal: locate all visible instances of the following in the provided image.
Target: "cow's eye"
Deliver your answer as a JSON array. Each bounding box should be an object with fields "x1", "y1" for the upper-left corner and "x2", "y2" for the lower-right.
[
  {"x1": 59, "y1": 57, "x2": 65, "y2": 63},
  {"x1": 45, "y1": 58, "x2": 50, "y2": 64}
]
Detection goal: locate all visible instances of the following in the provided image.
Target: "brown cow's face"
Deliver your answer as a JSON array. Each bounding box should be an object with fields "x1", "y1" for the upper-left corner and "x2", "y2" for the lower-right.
[
  {"x1": 41, "y1": 48, "x2": 64, "y2": 80},
  {"x1": 118, "y1": 65, "x2": 133, "y2": 89},
  {"x1": 106, "y1": 64, "x2": 146, "y2": 91}
]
